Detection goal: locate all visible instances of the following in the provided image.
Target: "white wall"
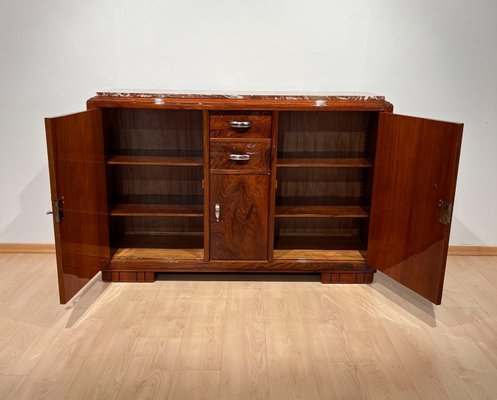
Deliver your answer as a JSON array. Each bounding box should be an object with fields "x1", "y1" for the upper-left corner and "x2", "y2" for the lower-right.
[
  {"x1": 0, "y1": 0, "x2": 115, "y2": 243},
  {"x1": 1, "y1": 0, "x2": 496, "y2": 245}
]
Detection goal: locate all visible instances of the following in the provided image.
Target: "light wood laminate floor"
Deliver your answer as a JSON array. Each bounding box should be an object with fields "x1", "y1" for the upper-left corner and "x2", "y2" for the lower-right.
[{"x1": 1, "y1": 254, "x2": 497, "y2": 399}]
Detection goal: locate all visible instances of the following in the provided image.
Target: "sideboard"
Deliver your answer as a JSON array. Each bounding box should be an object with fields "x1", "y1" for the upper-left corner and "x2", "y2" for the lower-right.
[{"x1": 45, "y1": 91, "x2": 463, "y2": 304}]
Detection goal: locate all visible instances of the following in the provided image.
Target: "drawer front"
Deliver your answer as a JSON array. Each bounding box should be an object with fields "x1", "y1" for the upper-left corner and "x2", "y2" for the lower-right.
[
  {"x1": 210, "y1": 142, "x2": 270, "y2": 172},
  {"x1": 209, "y1": 112, "x2": 272, "y2": 139}
]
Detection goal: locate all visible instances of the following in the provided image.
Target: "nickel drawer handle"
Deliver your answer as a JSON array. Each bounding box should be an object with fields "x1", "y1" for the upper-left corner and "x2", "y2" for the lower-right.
[
  {"x1": 229, "y1": 121, "x2": 251, "y2": 129},
  {"x1": 229, "y1": 154, "x2": 250, "y2": 161}
]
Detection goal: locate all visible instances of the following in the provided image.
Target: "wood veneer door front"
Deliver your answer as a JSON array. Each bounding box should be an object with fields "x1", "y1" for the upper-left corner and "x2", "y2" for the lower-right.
[
  {"x1": 368, "y1": 113, "x2": 463, "y2": 304},
  {"x1": 46, "y1": 109, "x2": 110, "y2": 304},
  {"x1": 210, "y1": 175, "x2": 269, "y2": 260}
]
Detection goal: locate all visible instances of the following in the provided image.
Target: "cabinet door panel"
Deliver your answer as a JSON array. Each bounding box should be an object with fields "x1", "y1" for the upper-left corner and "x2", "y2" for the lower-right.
[
  {"x1": 210, "y1": 175, "x2": 269, "y2": 260},
  {"x1": 46, "y1": 109, "x2": 110, "y2": 304},
  {"x1": 368, "y1": 113, "x2": 463, "y2": 304}
]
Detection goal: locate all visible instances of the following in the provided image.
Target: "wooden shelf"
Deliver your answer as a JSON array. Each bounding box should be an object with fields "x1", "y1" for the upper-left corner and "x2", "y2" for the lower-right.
[
  {"x1": 112, "y1": 234, "x2": 204, "y2": 260},
  {"x1": 274, "y1": 236, "x2": 366, "y2": 260},
  {"x1": 110, "y1": 203, "x2": 203, "y2": 217},
  {"x1": 275, "y1": 205, "x2": 369, "y2": 218},
  {"x1": 277, "y1": 158, "x2": 372, "y2": 168},
  {"x1": 274, "y1": 248, "x2": 366, "y2": 261},
  {"x1": 107, "y1": 155, "x2": 203, "y2": 167}
]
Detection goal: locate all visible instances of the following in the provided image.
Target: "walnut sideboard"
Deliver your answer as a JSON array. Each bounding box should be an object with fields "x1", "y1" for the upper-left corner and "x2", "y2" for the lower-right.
[{"x1": 45, "y1": 91, "x2": 463, "y2": 304}]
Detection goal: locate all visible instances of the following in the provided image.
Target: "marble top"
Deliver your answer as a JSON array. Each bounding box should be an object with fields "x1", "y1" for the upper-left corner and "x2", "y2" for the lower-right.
[{"x1": 96, "y1": 90, "x2": 384, "y2": 102}]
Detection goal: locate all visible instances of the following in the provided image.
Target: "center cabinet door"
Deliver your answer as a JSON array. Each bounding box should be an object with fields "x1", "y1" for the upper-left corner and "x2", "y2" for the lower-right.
[
  {"x1": 368, "y1": 113, "x2": 463, "y2": 304},
  {"x1": 210, "y1": 175, "x2": 269, "y2": 260}
]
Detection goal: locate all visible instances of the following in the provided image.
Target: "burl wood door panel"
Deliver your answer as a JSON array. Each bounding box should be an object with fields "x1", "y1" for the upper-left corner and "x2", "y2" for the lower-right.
[
  {"x1": 45, "y1": 109, "x2": 110, "y2": 304},
  {"x1": 368, "y1": 113, "x2": 463, "y2": 304},
  {"x1": 210, "y1": 175, "x2": 269, "y2": 260}
]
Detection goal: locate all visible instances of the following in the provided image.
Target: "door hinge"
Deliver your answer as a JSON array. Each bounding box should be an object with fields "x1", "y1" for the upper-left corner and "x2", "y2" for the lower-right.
[
  {"x1": 52, "y1": 197, "x2": 64, "y2": 223},
  {"x1": 439, "y1": 200, "x2": 453, "y2": 225}
]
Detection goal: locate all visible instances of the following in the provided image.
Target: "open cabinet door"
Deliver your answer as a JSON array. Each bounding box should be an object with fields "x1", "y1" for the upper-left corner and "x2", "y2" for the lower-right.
[
  {"x1": 46, "y1": 109, "x2": 110, "y2": 304},
  {"x1": 368, "y1": 113, "x2": 463, "y2": 304}
]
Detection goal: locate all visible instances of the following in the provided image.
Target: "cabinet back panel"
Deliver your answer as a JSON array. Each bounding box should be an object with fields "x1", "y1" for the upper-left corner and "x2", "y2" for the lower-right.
[
  {"x1": 274, "y1": 218, "x2": 367, "y2": 251},
  {"x1": 103, "y1": 108, "x2": 203, "y2": 157},
  {"x1": 274, "y1": 236, "x2": 366, "y2": 251},
  {"x1": 110, "y1": 216, "x2": 204, "y2": 257},
  {"x1": 108, "y1": 165, "x2": 203, "y2": 205},
  {"x1": 278, "y1": 111, "x2": 371, "y2": 158},
  {"x1": 276, "y1": 168, "x2": 365, "y2": 206},
  {"x1": 111, "y1": 216, "x2": 203, "y2": 235},
  {"x1": 103, "y1": 109, "x2": 205, "y2": 255},
  {"x1": 275, "y1": 111, "x2": 375, "y2": 251},
  {"x1": 275, "y1": 217, "x2": 361, "y2": 236}
]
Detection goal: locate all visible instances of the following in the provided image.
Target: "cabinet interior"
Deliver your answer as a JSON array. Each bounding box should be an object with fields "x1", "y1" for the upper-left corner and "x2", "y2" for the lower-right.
[
  {"x1": 46, "y1": 91, "x2": 463, "y2": 304},
  {"x1": 103, "y1": 108, "x2": 204, "y2": 259},
  {"x1": 101, "y1": 108, "x2": 377, "y2": 262},
  {"x1": 274, "y1": 111, "x2": 377, "y2": 259}
]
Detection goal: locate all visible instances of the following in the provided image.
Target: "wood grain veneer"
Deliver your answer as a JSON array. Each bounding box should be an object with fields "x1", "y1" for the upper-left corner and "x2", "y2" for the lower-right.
[
  {"x1": 210, "y1": 175, "x2": 269, "y2": 260},
  {"x1": 106, "y1": 259, "x2": 371, "y2": 273},
  {"x1": 112, "y1": 247, "x2": 204, "y2": 260},
  {"x1": 209, "y1": 111, "x2": 271, "y2": 138},
  {"x1": 112, "y1": 234, "x2": 204, "y2": 260},
  {"x1": 274, "y1": 249, "x2": 366, "y2": 261},
  {"x1": 107, "y1": 166, "x2": 203, "y2": 206},
  {"x1": 210, "y1": 142, "x2": 270, "y2": 172},
  {"x1": 274, "y1": 218, "x2": 363, "y2": 238},
  {"x1": 103, "y1": 108, "x2": 203, "y2": 158},
  {"x1": 368, "y1": 113, "x2": 463, "y2": 304},
  {"x1": 276, "y1": 168, "x2": 366, "y2": 205},
  {"x1": 110, "y1": 216, "x2": 203, "y2": 236},
  {"x1": 274, "y1": 235, "x2": 367, "y2": 250},
  {"x1": 45, "y1": 109, "x2": 110, "y2": 304},
  {"x1": 43, "y1": 92, "x2": 463, "y2": 305},
  {"x1": 277, "y1": 111, "x2": 371, "y2": 158},
  {"x1": 274, "y1": 111, "x2": 374, "y2": 250}
]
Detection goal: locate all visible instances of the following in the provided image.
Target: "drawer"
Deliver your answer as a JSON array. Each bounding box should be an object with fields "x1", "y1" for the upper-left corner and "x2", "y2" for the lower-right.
[
  {"x1": 209, "y1": 111, "x2": 272, "y2": 139},
  {"x1": 210, "y1": 142, "x2": 270, "y2": 172}
]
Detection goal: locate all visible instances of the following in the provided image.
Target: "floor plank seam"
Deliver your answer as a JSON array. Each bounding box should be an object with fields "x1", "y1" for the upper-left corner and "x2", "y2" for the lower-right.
[
  {"x1": 166, "y1": 283, "x2": 195, "y2": 400},
  {"x1": 215, "y1": 286, "x2": 230, "y2": 400}
]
